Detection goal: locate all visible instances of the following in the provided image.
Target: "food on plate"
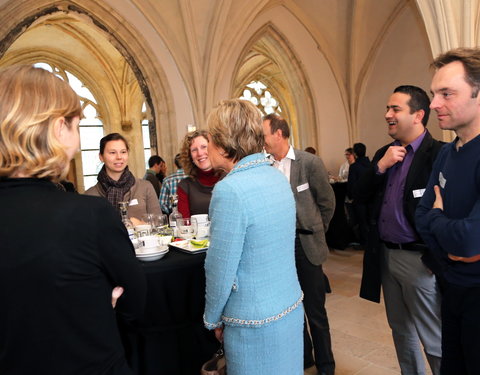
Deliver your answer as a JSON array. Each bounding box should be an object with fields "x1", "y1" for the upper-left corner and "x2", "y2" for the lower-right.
[{"x1": 190, "y1": 239, "x2": 209, "y2": 248}]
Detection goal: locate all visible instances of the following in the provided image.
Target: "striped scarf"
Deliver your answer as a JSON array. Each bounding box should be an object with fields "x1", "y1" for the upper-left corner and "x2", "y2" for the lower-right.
[{"x1": 97, "y1": 165, "x2": 136, "y2": 211}]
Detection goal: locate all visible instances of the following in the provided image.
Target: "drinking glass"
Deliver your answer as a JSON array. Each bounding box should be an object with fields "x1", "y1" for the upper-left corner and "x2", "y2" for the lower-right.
[
  {"x1": 142, "y1": 213, "x2": 168, "y2": 234},
  {"x1": 176, "y1": 217, "x2": 197, "y2": 240}
]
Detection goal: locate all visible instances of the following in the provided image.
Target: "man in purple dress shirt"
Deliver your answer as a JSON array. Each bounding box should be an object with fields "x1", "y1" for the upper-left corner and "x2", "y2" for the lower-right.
[{"x1": 357, "y1": 85, "x2": 444, "y2": 375}]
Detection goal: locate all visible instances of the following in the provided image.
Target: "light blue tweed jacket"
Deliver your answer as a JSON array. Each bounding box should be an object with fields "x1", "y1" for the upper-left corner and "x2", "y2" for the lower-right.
[{"x1": 204, "y1": 153, "x2": 303, "y2": 329}]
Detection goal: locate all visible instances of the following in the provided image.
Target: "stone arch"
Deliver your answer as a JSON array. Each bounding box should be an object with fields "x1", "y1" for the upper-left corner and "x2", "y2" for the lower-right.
[
  {"x1": 231, "y1": 23, "x2": 317, "y2": 150},
  {"x1": 0, "y1": 0, "x2": 178, "y2": 178}
]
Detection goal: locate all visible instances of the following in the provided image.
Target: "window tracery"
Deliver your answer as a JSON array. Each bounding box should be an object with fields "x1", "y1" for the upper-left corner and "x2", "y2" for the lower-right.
[{"x1": 239, "y1": 80, "x2": 282, "y2": 115}]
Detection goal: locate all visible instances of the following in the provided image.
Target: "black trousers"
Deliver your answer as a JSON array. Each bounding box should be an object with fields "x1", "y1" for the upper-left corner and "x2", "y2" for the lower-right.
[
  {"x1": 295, "y1": 236, "x2": 335, "y2": 375},
  {"x1": 441, "y1": 282, "x2": 480, "y2": 375}
]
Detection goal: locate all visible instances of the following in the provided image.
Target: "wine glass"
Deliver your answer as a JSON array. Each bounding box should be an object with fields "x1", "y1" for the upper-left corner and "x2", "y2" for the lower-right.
[
  {"x1": 176, "y1": 217, "x2": 197, "y2": 240},
  {"x1": 152, "y1": 214, "x2": 168, "y2": 234}
]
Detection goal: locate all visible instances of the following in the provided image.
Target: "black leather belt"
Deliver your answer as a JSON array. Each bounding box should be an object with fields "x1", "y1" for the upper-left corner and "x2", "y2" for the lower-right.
[{"x1": 382, "y1": 241, "x2": 427, "y2": 252}]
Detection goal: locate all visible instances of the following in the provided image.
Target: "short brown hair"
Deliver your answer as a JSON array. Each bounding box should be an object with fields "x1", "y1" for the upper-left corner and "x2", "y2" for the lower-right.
[
  {"x1": 0, "y1": 65, "x2": 82, "y2": 181},
  {"x1": 179, "y1": 130, "x2": 209, "y2": 178},
  {"x1": 432, "y1": 47, "x2": 480, "y2": 98},
  {"x1": 208, "y1": 99, "x2": 264, "y2": 162},
  {"x1": 263, "y1": 113, "x2": 290, "y2": 138}
]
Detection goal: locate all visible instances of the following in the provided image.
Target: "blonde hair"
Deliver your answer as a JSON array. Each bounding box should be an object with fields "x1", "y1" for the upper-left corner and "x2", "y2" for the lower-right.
[
  {"x1": 179, "y1": 130, "x2": 209, "y2": 178},
  {"x1": 207, "y1": 99, "x2": 264, "y2": 162},
  {"x1": 0, "y1": 65, "x2": 82, "y2": 181}
]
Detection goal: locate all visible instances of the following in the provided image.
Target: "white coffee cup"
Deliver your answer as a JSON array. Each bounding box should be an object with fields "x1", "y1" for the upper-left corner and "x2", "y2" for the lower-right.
[
  {"x1": 138, "y1": 235, "x2": 159, "y2": 250},
  {"x1": 192, "y1": 215, "x2": 210, "y2": 239},
  {"x1": 191, "y1": 214, "x2": 208, "y2": 223},
  {"x1": 157, "y1": 235, "x2": 172, "y2": 246},
  {"x1": 135, "y1": 224, "x2": 152, "y2": 238}
]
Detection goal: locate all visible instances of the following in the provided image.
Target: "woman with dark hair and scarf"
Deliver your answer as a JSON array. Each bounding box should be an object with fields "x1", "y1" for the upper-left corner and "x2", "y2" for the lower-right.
[{"x1": 86, "y1": 133, "x2": 161, "y2": 222}]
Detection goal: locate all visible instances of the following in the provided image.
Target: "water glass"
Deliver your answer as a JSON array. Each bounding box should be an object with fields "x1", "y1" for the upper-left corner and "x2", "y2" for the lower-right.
[
  {"x1": 176, "y1": 217, "x2": 197, "y2": 240},
  {"x1": 142, "y1": 213, "x2": 168, "y2": 234}
]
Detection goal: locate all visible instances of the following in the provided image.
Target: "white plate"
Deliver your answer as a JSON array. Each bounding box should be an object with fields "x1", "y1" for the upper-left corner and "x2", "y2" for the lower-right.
[
  {"x1": 135, "y1": 245, "x2": 168, "y2": 255},
  {"x1": 137, "y1": 249, "x2": 168, "y2": 262},
  {"x1": 169, "y1": 239, "x2": 209, "y2": 254}
]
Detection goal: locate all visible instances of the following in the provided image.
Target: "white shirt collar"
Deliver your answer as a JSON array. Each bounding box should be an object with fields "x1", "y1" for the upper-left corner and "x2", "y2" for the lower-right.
[{"x1": 265, "y1": 145, "x2": 295, "y2": 162}]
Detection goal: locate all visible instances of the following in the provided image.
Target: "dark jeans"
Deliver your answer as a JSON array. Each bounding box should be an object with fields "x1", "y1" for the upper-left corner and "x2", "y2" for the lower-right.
[
  {"x1": 295, "y1": 236, "x2": 335, "y2": 375},
  {"x1": 441, "y1": 282, "x2": 480, "y2": 375}
]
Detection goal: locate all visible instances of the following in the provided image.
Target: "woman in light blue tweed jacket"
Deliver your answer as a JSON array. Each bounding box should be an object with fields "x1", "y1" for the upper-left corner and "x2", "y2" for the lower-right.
[{"x1": 204, "y1": 99, "x2": 304, "y2": 375}]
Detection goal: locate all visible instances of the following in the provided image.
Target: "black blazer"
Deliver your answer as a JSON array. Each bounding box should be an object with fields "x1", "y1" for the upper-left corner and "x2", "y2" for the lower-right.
[
  {"x1": 357, "y1": 131, "x2": 444, "y2": 302},
  {"x1": 0, "y1": 178, "x2": 146, "y2": 375}
]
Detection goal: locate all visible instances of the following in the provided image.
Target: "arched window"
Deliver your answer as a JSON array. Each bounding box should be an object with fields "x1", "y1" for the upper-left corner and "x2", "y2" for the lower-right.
[
  {"x1": 141, "y1": 102, "x2": 152, "y2": 169},
  {"x1": 239, "y1": 80, "x2": 282, "y2": 115},
  {"x1": 34, "y1": 62, "x2": 104, "y2": 190}
]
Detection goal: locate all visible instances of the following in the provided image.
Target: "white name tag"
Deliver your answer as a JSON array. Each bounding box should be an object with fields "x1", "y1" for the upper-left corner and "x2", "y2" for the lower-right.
[
  {"x1": 439, "y1": 172, "x2": 446, "y2": 189},
  {"x1": 412, "y1": 188, "x2": 425, "y2": 198},
  {"x1": 129, "y1": 199, "x2": 139, "y2": 206},
  {"x1": 297, "y1": 183, "x2": 309, "y2": 192}
]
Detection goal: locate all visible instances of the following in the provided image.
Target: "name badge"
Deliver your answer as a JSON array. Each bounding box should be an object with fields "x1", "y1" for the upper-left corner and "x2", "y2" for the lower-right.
[
  {"x1": 297, "y1": 183, "x2": 309, "y2": 192},
  {"x1": 129, "y1": 199, "x2": 139, "y2": 206},
  {"x1": 412, "y1": 188, "x2": 425, "y2": 198},
  {"x1": 439, "y1": 172, "x2": 446, "y2": 189}
]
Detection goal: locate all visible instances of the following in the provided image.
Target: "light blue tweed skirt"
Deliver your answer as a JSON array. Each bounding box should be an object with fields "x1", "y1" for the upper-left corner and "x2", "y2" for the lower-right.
[{"x1": 223, "y1": 303, "x2": 304, "y2": 375}]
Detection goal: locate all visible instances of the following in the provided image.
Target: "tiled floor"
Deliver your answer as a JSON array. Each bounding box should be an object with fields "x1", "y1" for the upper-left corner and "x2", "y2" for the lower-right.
[{"x1": 304, "y1": 248, "x2": 432, "y2": 375}]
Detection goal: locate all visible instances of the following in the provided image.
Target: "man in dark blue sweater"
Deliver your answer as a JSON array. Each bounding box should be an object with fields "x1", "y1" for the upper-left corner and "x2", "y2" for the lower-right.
[{"x1": 416, "y1": 47, "x2": 480, "y2": 375}]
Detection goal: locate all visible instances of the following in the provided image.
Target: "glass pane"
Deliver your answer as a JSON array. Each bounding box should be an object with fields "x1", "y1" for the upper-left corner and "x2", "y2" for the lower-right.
[
  {"x1": 34, "y1": 62, "x2": 53, "y2": 72},
  {"x1": 79, "y1": 104, "x2": 102, "y2": 126},
  {"x1": 83, "y1": 176, "x2": 99, "y2": 191},
  {"x1": 66, "y1": 71, "x2": 97, "y2": 103},
  {"x1": 81, "y1": 150, "x2": 103, "y2": 175},
  {"x1": 142, "y1": 125, "x2": 150, "y2": 149},
  {"x1": 247, "y1": 81, "x2": 266, "y2": 95},
  {"x1": 144, "y1": 149, "x2": 151, "y2": 169},
  {"x1": 79, "y1": 126, "x2": 103, "y2": 150}
]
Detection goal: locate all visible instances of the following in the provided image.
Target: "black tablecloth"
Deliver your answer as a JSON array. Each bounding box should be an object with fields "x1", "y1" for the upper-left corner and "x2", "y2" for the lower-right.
[{"x1": 118, "y1": 249, "x2": 218, "y2": 375}]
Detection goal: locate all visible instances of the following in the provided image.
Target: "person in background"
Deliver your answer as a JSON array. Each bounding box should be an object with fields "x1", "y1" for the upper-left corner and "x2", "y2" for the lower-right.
[
  {"x1": 155, "y1": 158, "x2": 167, "y2": 184},
  {"x1": 416, "y1": 47, "x2": 480, "y2": 375},
  {"x1": 263, "y1": 113, "x2": 336, "y2": 375},
  {"x1": 0, "y1": 64, "x2": 146, "y2": 375},
  {"x1": 177, "y1": 130, "x2": 220, "y2": 217},
  {"x1": 358, "y1": 85, "x2": 443, "y2": 375},
  {"x1": 143, "y1": 155, "x2": 164, "y2": 197},
  {"x1": 159, "y1": 153, "x2": 187, "y2": 214},
  {"x1": 85, "y1": 133, "x2": 161, "y2": 223},
  {"x1": 346, "y1": 142, "x2": 370, "y2": 248},
  {"x1": 337, "y1": 147, "x2": 354, "y2": 182},
  {"x1": 204, "y1": 99, "x2": 304, "y2": 375},
  {"x1": 305, "y1": 146, "x2": 317, "y2": 154}
]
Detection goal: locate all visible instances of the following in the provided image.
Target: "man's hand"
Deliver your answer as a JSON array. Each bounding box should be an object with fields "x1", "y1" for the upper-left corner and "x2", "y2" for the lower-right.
[
  {"x1": 448, "y1": 254, "x2": 480, "y2": 263},
  {"x1": 433, "y1": 185, "x2": 443, "y2": 210},
  {"x1": 111, "y1": 286, "x2": 124, "y2": 308},
  {"x1": 377, "y1": 146, "x2": 407, "y2": 173},
  {"x1": 432, "y1": 186, "x2": 480, "y2": 262}
]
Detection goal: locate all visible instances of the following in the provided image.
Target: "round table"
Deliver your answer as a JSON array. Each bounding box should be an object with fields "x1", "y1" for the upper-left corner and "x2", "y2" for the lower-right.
[{"x1": 118, "y1": 249, "x2": 218, "y2": 375}]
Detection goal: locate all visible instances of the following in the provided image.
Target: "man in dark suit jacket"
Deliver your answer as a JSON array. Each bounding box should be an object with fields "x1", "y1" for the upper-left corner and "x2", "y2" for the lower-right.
[
  {"x1": 346, "y1": 142, "x2": 370, "y2": 248},
  {"x1": 357, "y1": 85, "x2": 444, "y2": 375},
  {"x1": 263, "y1": 114, "x2": 335, "y2": 375}
]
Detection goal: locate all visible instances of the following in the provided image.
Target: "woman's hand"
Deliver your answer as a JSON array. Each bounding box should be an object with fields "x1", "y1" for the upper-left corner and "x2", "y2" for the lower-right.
[
  {"x1": 214, "y1": 326, "x2": 224, "y2": 342},
  {"x1": 433, "y1": 185, "x2": 443, "y2": 210},
  {"x1": 111, "y1": 286, "x2": 124, "y2": 308}
]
